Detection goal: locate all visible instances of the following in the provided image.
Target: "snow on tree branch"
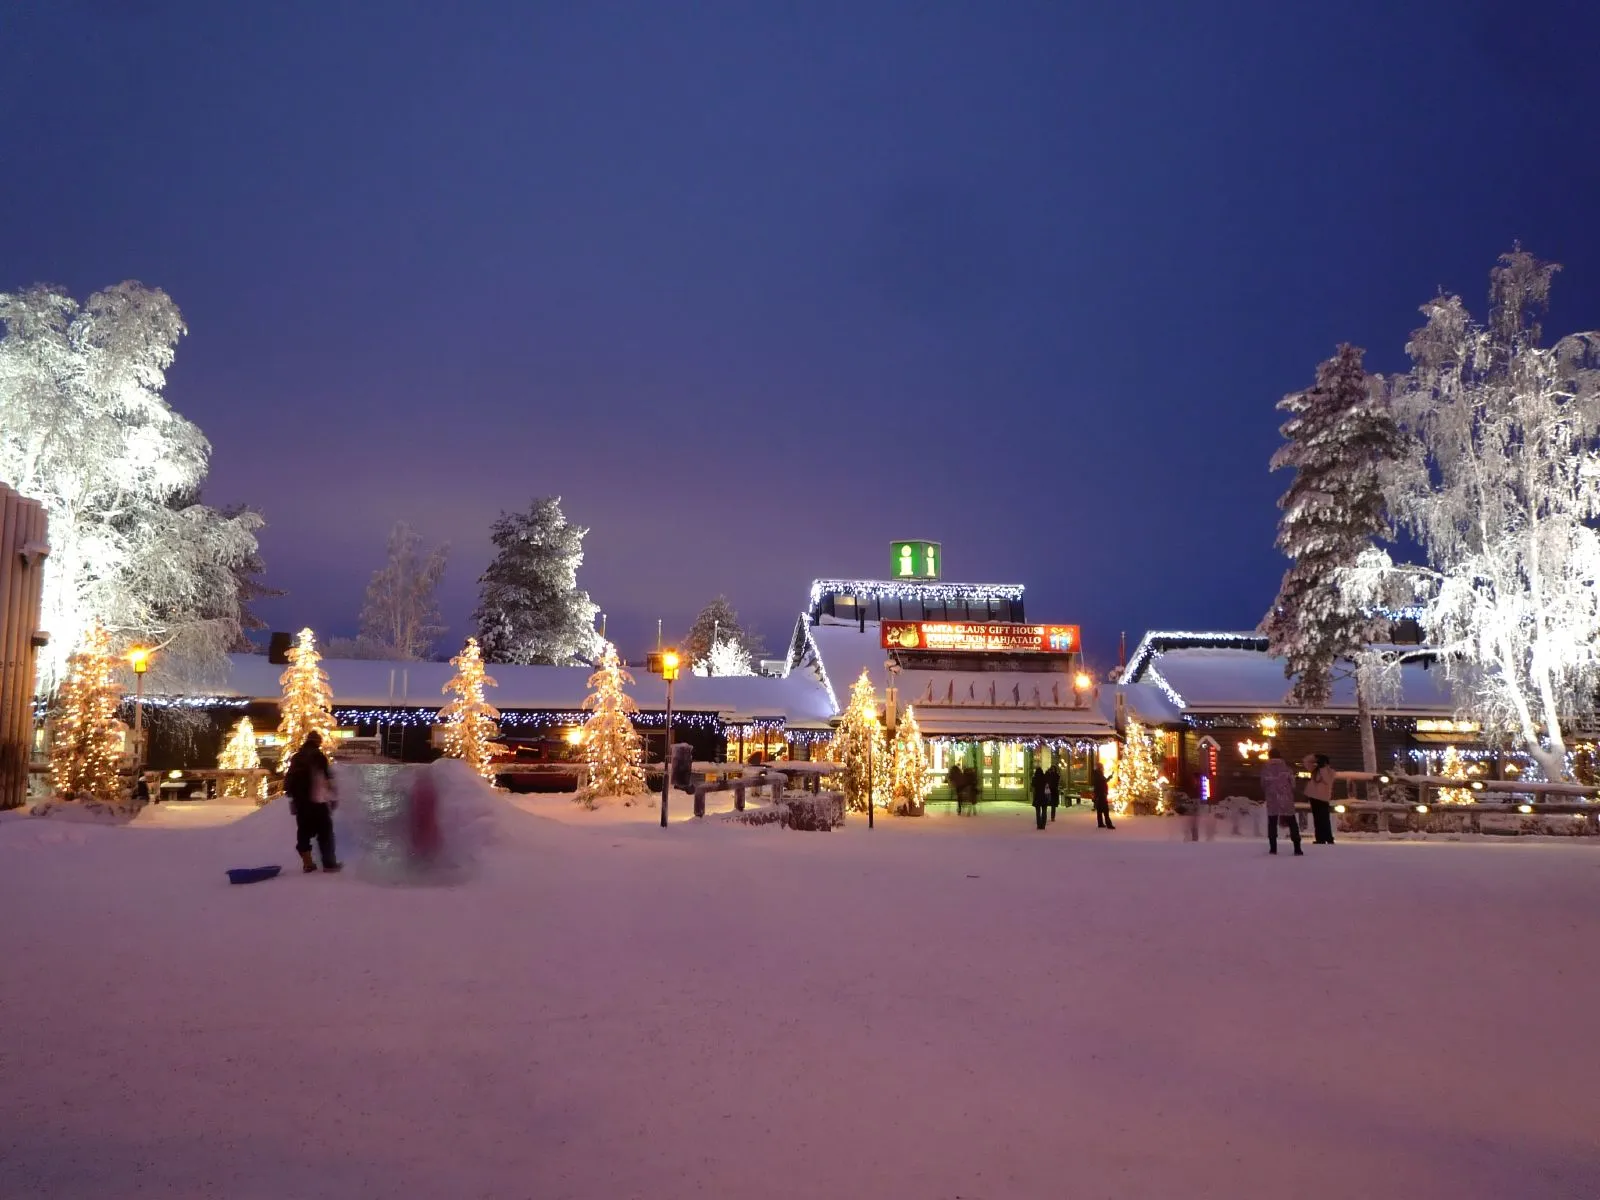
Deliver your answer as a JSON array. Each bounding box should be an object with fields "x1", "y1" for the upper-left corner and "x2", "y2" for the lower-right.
[
  {"x1": 0, "y1": 282, "x2": 265, "y2": 691},
  {"x1": 1358, "y1": 248, "x2": 1600, "y2": 779}
]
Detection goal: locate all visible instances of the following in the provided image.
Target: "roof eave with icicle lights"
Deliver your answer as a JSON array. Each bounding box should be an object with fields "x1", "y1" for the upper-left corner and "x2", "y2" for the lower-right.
[
  {"x1": 806, "y1": 578, "x2": 1025, "y2": 617},
  {"x1": 1118, "y1": 631, "x2": 1268, "y2": 686}
]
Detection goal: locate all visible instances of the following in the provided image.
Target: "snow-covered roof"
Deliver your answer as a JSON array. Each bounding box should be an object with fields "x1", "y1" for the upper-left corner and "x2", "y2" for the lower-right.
[
  {"x1": 793, "y1": 620, "x2": 1115, "y2": 738},
  {"x1": 148, "y1": 654, "x2": 836, "y2": 725},
  {"x1": 1128, "y1": 645, "x2": 1457, "y2": 715}
]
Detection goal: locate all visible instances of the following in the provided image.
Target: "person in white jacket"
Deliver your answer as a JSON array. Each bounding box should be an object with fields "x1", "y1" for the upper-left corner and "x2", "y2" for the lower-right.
[{"x1": 1303, "y1": 754, "x2": 1337, "y2": 845}]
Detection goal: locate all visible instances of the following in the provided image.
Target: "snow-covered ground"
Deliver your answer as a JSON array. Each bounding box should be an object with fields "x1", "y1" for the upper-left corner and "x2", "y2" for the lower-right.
[{"x1": 3, "y1": 794, "x2": 1597, "y2": 1199}]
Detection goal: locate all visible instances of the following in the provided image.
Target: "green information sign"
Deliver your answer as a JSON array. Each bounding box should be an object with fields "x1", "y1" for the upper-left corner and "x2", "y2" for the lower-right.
[{"x1": 891, "y1": 540, "x2": 942, "y2": 580}]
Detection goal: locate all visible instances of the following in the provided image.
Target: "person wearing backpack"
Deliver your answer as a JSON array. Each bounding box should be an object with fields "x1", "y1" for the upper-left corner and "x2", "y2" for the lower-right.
[{"x1": 285, "y1": 731, "x2": 342, "y2": 873}]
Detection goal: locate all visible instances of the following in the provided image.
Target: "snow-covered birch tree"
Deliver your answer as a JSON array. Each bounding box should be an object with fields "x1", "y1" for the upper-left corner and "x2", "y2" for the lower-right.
[
  {"x1": 0, "y1": 282, "x2": 263, "y2": 690},
  {"x1": 1344, "y1": 249, "x2": 1600, "y2": 780},
  {"x1": 473, "y1": 497, "x2": 602, "y2": 665},
  {"x1": 358, "y1": 521, "x2": 448, "y2": 660},
  {"x1": 1260, "y1": 344, "x2": 1405, "y2": 775}
]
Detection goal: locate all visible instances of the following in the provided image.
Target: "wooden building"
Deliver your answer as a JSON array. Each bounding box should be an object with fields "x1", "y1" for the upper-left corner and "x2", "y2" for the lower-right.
[{"x1": 1116, "y1": 631, "x2": 1488, "y2": 801}]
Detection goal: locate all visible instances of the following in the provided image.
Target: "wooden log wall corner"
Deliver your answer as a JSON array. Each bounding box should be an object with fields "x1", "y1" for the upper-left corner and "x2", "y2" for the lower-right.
[{"x1": 0, "y1": 483, "x2": 49, "y2": 809}]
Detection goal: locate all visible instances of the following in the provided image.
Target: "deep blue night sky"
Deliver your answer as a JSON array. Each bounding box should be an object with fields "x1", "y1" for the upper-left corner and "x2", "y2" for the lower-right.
[{"x1": 4, "y1": 1, "x2": 1598, "y2": 669}]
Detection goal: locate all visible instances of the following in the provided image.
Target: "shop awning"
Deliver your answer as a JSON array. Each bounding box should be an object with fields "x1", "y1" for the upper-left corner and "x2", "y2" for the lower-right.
[{"x1": 909, "y1": 707, "x2": 1115, "y2": 741}]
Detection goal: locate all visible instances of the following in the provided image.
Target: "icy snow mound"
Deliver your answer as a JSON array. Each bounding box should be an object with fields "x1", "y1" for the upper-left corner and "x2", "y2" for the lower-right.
[{"x1": 25, "y1": 798, "x2": 143, "y2": 825}]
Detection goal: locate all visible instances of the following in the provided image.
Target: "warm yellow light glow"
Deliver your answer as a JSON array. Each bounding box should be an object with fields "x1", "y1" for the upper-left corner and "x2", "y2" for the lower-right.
[
  {"x1": 566, "y1": 728, "x2": 584, "y2": 746},
  {"x1": 1334, "y1": 804, "x2": 1346, "y2": 814},
  {"x1": 129, "y1": 645, "x2": 149, "y2": 674},
  {"x1": 50, "y1": 623, "x2": 124, "y2": 801},
  {"x1": 439, "y1": 637, "x2": 506, "y2": 782},
  {"x1": 1378, "y1": 774, "x2": 1391, "y2": 785},
  {"x1": 1073, "y1": 672, "x2": 1091, "y2": 691},
  {"x1": 1259, "y1": 715, "x2": 1279, "y2": 735},
  {"x1": 662, "y1": 650, "x2": 679, "y2": 670},
  {"x1": 276, "y1": 628, "x2": 337, "y2": 769},
  {"x1": 1518, "y1": 804, "x2": 1533, "y2": 814},
  {"x1": 1415, "y1": 804, "x2": 1429, "y2": 814}
]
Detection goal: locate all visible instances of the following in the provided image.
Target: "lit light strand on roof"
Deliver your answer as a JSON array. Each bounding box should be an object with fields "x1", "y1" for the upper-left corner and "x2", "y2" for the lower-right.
[{"x1": 807, "y1": 578, "x2": 1025, "y2": 611}]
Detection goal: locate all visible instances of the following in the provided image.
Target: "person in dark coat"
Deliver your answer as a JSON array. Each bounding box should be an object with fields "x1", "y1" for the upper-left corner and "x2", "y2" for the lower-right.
[
  {"x1": 948, "y1": 763, "x2": 967, "y2": 815},
  {"x1": 1030, "y1": 766, "x2": 1049, "y2": 829},
  {"x1": 1262, "y1": 753, "x2": 1303, "y2": 856},
  {"x1": 133, "y1": 776, "x2": 151, "y2": 807},
  {"x1": 1091, "y1": 757, "x2": 1115, "y2": 829},
  {"x1": 1044, "y1": 759, "x2": 1062, "y2": 820},
  {"x1": 284, "y1": 731, "x2": 341, "y2": 873}
]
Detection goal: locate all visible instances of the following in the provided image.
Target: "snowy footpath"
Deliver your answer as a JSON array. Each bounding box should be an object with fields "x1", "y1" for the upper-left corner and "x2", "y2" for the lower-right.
[{"x1": 2, "y1": 796, "x2": 1597, "y2": 1199}]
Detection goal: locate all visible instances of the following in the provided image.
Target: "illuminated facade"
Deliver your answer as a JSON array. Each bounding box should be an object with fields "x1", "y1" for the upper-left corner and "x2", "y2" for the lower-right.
[{"x1": 786, "y1": 579, "x2": 1115, "y2": 804}]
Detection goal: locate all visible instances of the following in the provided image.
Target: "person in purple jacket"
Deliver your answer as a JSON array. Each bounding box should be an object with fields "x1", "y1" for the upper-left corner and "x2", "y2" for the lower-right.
[{"x1": 1261, "y1": 752, "x2": 1303, "y2": 856}]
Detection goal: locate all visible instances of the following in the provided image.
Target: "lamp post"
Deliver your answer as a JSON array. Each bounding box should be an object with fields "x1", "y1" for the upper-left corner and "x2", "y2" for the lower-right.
[
  {"x1": 129, "y1": 645, "x2": 150, "y2": 776},
  {"x1": 660, "y1": 649, "x2": 679, "y2": 827}
]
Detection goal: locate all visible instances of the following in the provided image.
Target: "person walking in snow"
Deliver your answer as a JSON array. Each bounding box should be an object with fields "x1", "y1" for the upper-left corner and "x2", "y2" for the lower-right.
[
  {"x1": 948, "y1": 762, "x2": 967, "y2": 815},
  {"x1": 1091, "y1": 758, "x2": 1115, "y2": 829},
  {"x1": 1261, "y1": 752, "x2": 1302, "y2": 856},
  {"x1": 1304, "y1": 754, "x2": 1337, "y2": 845},
  {"x1": 1044, "y1": 759, "x2": 1062, "y2": 820},
  {"x1": 285, "y1": 731, "x2": 342, "y2": 873},
  {"x1": 1031, "y1": 765, "x2": 1049, "y2": 830}
]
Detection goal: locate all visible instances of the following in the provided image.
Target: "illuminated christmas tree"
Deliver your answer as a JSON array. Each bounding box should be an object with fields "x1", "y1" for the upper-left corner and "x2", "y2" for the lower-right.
[
  {"x1": 889, "y1": 704, "x2": 930, "y2": 816},
  {"x1": 276, "y1": 628, "x2": 337, "y2": 769},
  {"x1": 218, "y1": 717, "x2": 264, "y2": 799},
  {"x1": 831, "y1": 670, "x2": 885, "y2": 812},
  {"x1": 439, "y1": 636, "x2": 506, "y2": 782},
  {"x1": 577, "y1": 641, "x2": 646, "y2": 806},
  {"x1": 1437, "y1": 744, "x2": 1476, "y2": 804},
  {"x1": 49, "y1": 622, "x2": 124, "y2": 801},
  {"x1": 1110, "y1": 719, "x2": 1166, "y2": 816}
]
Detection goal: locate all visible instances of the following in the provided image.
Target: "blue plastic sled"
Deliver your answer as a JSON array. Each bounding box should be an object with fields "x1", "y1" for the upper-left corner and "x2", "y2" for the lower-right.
[{"x1": 226, "y1": 865, "x2": 282, "y2": 885}]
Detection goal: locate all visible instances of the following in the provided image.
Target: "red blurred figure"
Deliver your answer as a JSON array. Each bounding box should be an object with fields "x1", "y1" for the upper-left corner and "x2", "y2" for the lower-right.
[{"x1": 409, "y1": 770, "x2": 442, "y2": 862}]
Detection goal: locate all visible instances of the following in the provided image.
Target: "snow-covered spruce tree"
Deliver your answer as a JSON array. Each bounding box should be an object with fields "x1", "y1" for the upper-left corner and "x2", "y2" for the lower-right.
[
  {"x1": 1261, "y1": 344, "x2": 1406, "y2": 778},
  {"x1": 276, "y1": 628, "x2": 337, "y2": 768},
  {"x1": 473, "y1": 497, "x2": 602, "y2": 665},
  {"x1": 1344, "y1": 249, "x2": 1600, "y2": 780},
  {"x1": 439, "y1": 637, "x2": 505, "y2": 782},
  {"x1": 691, "y1": 636, "x2": 755, "y2": 677},
  {"x1": 684, "y1": 596, "x2": 765, "y2": 674},
  {"x1": 1109, "y1": 720, "x2": 1165, "y2": 816},
  {"x1": 889, "y1": 705, "x2": 930, "y2": 816},
  {"x1": 830, "y1": 670, "x2": 885, "y2": 813},
  {"x1": 0, "y1": 282, "x2": 263, "y2": 690},
  {"x1": 358, "y1": 521, "x2": 448, "y2": 660},
  {"x1": 577, "y1": 642, "x2": 646, "y2": 806},
  {"x1": 217, "y1": 717, "x2": 263, "y2": 799},
  {"x1": 49, "y1": 623, "x2": 124, "y2": 801}
]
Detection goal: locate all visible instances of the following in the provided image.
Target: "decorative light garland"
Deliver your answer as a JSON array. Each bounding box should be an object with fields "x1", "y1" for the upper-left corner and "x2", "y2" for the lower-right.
[
  {"x1": 330, "y1": 705, "x2": 728, "y2": 732},
  {"x1": 1119, "y1": 631, "x2": 1269, "y2": 685},
  {"x1": 1144, "y1": 665, "x2": 1186, "y2": 710},
  {"x1": 927, "y1": 737, "x2": 1108, "y2": 751},
  {"x1": 807, "y1": 578, "x2": 1025, "y2": 612},
  {"x1": 784, "y1": 611, "x2": 839, "y2": 714},
  {"x1": 1184, "y1": 713, "x2": 1344, "y2": 731},
  {"x1": 124, "y1": 695, "x2": 251, "y2": 711}
]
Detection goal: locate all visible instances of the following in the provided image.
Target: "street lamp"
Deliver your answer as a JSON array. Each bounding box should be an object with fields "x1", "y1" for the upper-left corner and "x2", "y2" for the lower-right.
[
  {"x1": 659, "y1": 649, "x2": 680, "y2": 827},
  {"x1": 129, "y1": 645, "x2": 150, "y2": 777}
]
